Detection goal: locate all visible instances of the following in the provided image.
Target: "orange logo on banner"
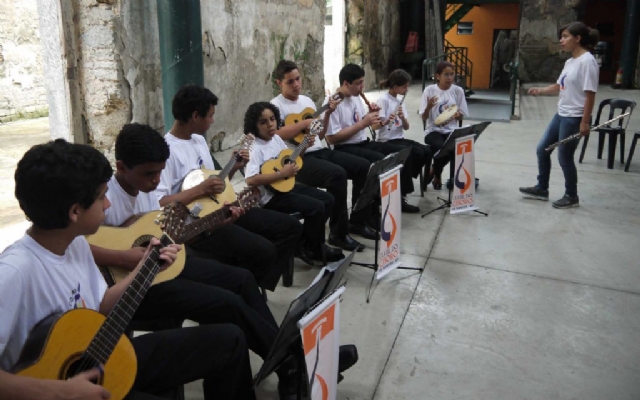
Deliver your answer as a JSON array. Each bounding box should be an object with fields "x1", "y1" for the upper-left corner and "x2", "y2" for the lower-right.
[
  {"x1": 455, "y1": 140, "x2": 473, "y2": 194},
  {"x1": 302, "y1": 304, "x2": 336, "y2": 356},
  {"x1": 380, "y1": 175, "x2": 398, "y2": 247}
]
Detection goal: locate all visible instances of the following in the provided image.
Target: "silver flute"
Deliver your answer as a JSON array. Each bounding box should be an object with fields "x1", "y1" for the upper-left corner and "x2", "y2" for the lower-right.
[
  {"x1": 545, "y1": 112, "x2": 631, "y2": 151},
  {"x1": 387, "y1": 92, "x2": 407, "y2": 131}
]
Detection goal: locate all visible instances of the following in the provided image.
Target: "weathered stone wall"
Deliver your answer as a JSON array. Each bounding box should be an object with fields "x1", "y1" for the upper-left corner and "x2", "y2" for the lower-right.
[
  {"x1": 0, "y1": 0, "x2": 47, "y2": 122},
  {"x1": 345, "y1": 0, "x2": 400, "y2": 90},
  {"x1": 518, "y1": 0, "x2": 584, "y2": 82},
  {"x1": 201, "y1": 0, "x2": 326, "y2": 144}
]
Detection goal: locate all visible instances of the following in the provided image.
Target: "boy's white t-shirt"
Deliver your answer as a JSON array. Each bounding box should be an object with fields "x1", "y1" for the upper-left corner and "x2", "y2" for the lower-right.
[
  {"x1": 324, "y1": 95, "x2": 369, "y2": 146},
  {"x1": 271, "y1": 94, "x2": 325, "y2": 153},
  {"x1": 104, "y1": 175, "x2": 161, "y2": 227},
  {"x1": 0, "y1": 235, "x2": 108, "y2": 370},
  {"x1": 376, "y1": 92, "x2": 406, "y2": 142},
  {"x1": 557, "y1": 52, "x2": 599, "y2": 117},
  {"x1": 245, "y1": 135, "x2": 289, "y2": 205},
  {"x1": 419, "y1": 84, "x2": 468, "y2": 135},
  {"x1": 155, "y1": 132, "x2": 216, "y2": 201}
]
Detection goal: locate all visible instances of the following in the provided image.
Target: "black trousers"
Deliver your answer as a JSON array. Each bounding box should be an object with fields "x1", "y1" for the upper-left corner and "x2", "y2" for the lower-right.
[
  {"x1": 129, "y1": 324, "x2": 256, "y2": 400},
  {"x1": 264, "y1": 184, "x2": 333, "y2": 253},
  {"x1": 424, "y1": 131, "x2": 449, "y2": 177},
  {"x1": 188, "y1": 207, "x2": 302, "y2": 291},
  {"x1": 334, "y1": 140, "x2": 415, "y2": 196},
  {"x1": 134, "y1": 257, "x2": 278, "y2": 361},
  {"x1": 387, "y1": 138, "x2": 433, "y2": 179},
  {"x1": 298, "y1": 149, "x2": 371, "y2": 235}
]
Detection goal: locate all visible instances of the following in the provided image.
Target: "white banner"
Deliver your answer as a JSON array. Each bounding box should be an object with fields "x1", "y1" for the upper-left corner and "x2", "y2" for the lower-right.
[
  {"x1": 298, "y1": 287, "x2": 345, "y2": 400},
  {"x1": 377, "y1": 165, "x2": 402, "y2": 279},
  {"x1": 451, "y1": 136, "x2": 478, "y2": 214}
]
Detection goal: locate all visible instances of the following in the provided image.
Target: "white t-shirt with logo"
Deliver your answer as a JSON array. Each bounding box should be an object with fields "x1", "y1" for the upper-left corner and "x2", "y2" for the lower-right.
[
  {"x1": 156, "y1": 133, "x2": 216, "y2": 201},
  {"x1": 419, "y1": 84, "x2": 468, "y2": 135},
  {"x1": 0, "y1": 235, "x2": 108, "y2": 370},
  {"x1": 557, "y1": 52, "x2": 599, "y2": 117},
  {"x1": 324, "y1": 95, "x2": 369, "y2": 146},
  {"x1": 271, "y1": 94, "x2": 325, "y2": 153},
  {"x1": 104, "y1": 175, "x2": 161, "y2": 227},
  {"x1": 245, "y1": 135, "x2": 289, "y2": 205},
  {"x1": 376, "y1": 92, "x2": 406, "y2": 142}
]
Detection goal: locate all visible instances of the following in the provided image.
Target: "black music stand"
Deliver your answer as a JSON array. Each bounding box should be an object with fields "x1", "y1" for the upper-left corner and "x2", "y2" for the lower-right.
[
  {"x1": 253, "y1": 252, "x2": 356, "y2": 400},
  {"x1": 421, "y1": 122, "x2": 491, "y2": 218},
  {"x1": 350, "y1": 148, "x2": 424, "y2": 303}
]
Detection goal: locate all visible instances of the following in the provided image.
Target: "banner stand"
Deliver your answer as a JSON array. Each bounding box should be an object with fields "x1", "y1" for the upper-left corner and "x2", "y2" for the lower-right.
[
  {"x1": 421, "y1": 122, "x2": 491, "y2": 218},
  {"x1": 349, "y1": 148, "x2": 424, "y2": 303}
]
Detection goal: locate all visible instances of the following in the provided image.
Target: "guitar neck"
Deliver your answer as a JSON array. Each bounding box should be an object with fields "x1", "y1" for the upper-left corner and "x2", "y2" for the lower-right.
[
  {"x1": 85, "y1": 234, "x2": 173, "y2": 364},
  {"x1": 178, "y1": 200, "x2": 240, "y2": 242},
  {"x1": 218, "y1": 154, "x2": 241, "y2": 180}
]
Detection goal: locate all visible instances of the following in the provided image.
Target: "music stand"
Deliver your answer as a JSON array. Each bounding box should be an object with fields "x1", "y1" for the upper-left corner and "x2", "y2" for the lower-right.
[
  {"x1": 253, "y1": 252, "x2": 356, "y2": 400},
  {"x1": 421, "y1": 122, "x2": 491, "y2": 218},
  {"x1": 350, "y1": 147, "x2": 424, "y2": 303}
]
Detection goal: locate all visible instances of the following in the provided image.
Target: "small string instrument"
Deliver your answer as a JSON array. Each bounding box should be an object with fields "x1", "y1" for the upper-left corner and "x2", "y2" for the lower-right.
[
  {"x1": 14, "y1": 204, "x2": 187, "y2": 400},
  {"x1": 181, "y1": 134, "x2": 255, "y2": 216},
  {"x1": 286, "y1": 92, "x2": 344, "y2": 145},
  {"x1": 260, "y1": 119, "x2": 324, "y2": 193}
]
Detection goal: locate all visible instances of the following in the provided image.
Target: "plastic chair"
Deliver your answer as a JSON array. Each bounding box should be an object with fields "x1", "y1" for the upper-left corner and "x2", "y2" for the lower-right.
[
  {"x1": 624, "y1": 132, "x2": 640, "y2": 172},
  {"x1": 579, "y1": 98, "x2": 636, "y2": 169}
]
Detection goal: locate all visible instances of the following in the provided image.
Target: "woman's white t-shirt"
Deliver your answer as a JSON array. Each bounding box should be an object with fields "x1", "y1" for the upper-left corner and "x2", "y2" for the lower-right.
[
  {"x1": 419, "y1": 84, "x2": 468, "y2": 135},
  {"x1": 376, "y1": 92, "x2": 406, "y2": 142},
  {"x1": 245, "y1": 135, "x2": 289, "y2": 205},
  {"x1": 557, "y1": 52, "x2": 599, "y2": 117}
]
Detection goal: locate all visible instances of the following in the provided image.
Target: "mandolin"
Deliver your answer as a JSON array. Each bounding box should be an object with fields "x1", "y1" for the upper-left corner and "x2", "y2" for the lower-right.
[
  {"x1": 260, "y1": 120, "x2": 324, "y2": 193},
  {"x1": 180, "y1": 134, "x2": 255, "y2": 216},
  {"x1": 13, "y1": 204, "x2": 187, "y2": 400},
  {"x1": 285, "y1": 92, "x2": 344, "y2": 145},
  {"x1": 86, "y1": 187, "x2": 261, "y2": 286}
]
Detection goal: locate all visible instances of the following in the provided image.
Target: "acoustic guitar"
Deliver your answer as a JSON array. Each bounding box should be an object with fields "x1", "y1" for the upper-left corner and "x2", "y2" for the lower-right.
[
  {"x1": 13, "y1": 204, "x2": 188, "y2": 400},
  {"x1": 285, "y1": 92, "x2": 344, "y2": 145},
  {"x1": 180, "y1": 133, "x2": 255, "y2": 216},
  {"x1": 86, "y1": 187, "x2": 261, "y2": 286},
  {"x1": 260, "y1": 119, "x2": 324, "y2": 193}
]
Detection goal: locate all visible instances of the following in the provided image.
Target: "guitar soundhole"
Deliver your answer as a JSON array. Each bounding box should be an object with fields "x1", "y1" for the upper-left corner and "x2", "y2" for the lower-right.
[
  {"x1": 61, "y1": 353, "x2": 104, "y2": 385},
  {"x1": 133, "y1": 235, "x2": 154, "y2": 248}
]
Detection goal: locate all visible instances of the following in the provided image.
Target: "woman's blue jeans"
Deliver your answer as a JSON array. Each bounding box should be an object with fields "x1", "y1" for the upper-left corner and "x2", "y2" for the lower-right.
[{"x1": 536, "y1": 113, "x2": 582, "y2": 197}]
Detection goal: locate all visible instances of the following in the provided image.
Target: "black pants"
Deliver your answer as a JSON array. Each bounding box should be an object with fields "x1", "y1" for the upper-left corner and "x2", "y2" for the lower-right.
[
  {"x1": 424, "y1": 131, "x2": 449, "y2": 177},
  {"x1": 298, "y1": 149, "x2": 371, "y2": 235},
  {"x1": 134, "y1": 257, "x2": 278, "y2": 361},
  {"x1": 129, "y1": 324, "x2": 255, "y2": 400},
  {"x1": 387, "y1": 138, "x2": 433, "y2": 179},
  {"x1": 264, "y1": 184, "x2": 333, "y2": 253},
  {"x1": 334, "y1": 140, "x2": 415, "y2": 196},
  {"x1": 189, "y1": 207, "x2": 302, "y2": 291}
]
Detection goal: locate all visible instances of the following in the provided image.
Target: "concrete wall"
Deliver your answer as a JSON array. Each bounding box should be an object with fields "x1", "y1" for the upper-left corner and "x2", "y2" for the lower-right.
[
  {"x1": 518, "y1": 0, "x2": 584, "y2": 83},
  {"x1": 324, "y1": 0, "x2": 345, "y2": 93},
  {"x1": 0, "y1": 0, "x2": 47, "y2": 122},
  {"x1": 345, "y1": 0, "x2": 400, "y2": 90}
]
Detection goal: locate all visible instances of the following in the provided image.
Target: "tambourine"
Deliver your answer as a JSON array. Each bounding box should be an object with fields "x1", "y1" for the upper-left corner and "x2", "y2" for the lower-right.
[{"x1": 434, "y1": 105, "x2": 458, "y2": 126}]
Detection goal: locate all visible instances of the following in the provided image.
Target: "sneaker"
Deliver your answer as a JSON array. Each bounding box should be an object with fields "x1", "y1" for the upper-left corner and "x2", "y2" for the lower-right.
[
  {"x1": 552, "y1": 195, "x2": 579, "y2": 209},
  {"x1": 519, "y1": 186, "x2": 549, "y2": 201}
]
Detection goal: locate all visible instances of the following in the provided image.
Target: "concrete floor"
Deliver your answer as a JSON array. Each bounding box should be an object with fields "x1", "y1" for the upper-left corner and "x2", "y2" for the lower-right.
[{"x1": 1, "y1": 83, "x2": 640, "y2": 399}]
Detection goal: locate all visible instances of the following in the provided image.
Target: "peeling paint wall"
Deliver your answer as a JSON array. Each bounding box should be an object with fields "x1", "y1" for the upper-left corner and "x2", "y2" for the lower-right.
[
  {"x1": 0, "y1": 0, "x2": 47, "y2": 122},
  {"x1": 345, "y1": 0, "x2": 400, "y2": 90},
  {"x1": 519, "y1": 0, "x2": 584, "y2": 82}
]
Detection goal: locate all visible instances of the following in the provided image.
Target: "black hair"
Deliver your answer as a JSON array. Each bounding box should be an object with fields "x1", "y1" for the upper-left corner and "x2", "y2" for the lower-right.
[
  {"x1": 15, "y1": 139, "x2": 112, "y2": 230},
  {"x1": 339, "y1": 63, "x2": 365, "y2": 85},
  {"x1": 115, "y1": 123, "x2": 170, "y2": 168},
  {"x1": 243, "y1": 102, "x2": 282, "y2": 137},
  {"x1": 559, "y1": 22, "x2": 598, "y2": 48},
  {"x1": 171, "y1": 84, "x2": 219, "y2": 123},
  {"x1": 274, "y1": 60, "x2": 299, "y2": 80},
  {"x1": 434, "y1": 61, "x2": 455, "y2": 83},
  {"x1": 380, "y1": 69, "x2": 412, "y2": 89}
]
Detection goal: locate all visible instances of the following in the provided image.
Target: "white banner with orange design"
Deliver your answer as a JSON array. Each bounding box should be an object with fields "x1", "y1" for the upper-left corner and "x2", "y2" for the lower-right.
[
  {"x1": 377, "y1": 165, "x2": 402, "y2": 280},
  {"x1": 298, "y1": 286, "x2": 345, "y2": 400},
  {"x1": 451, "y1": 136, "x2": 478, "y2": 214}
]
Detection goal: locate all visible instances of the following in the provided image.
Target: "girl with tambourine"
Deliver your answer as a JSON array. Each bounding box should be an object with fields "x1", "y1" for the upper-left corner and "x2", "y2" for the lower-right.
[{"x1": 419, "y1": 61, "x2": 469, "y2": 190}]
